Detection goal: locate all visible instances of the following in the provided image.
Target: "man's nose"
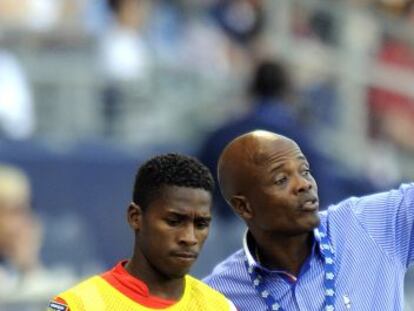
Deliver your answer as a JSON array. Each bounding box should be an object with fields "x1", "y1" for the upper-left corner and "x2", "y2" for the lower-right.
[
  {"x1": 295, "y1": 175, "x2": 313, "y2": 193},
  {"x1": 179, "y1": 224, "x2": 198, "y2": 246}
]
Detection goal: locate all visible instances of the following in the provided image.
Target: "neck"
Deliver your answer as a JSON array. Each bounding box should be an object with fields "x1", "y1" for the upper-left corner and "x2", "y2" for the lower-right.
[
  {"x1": 125, "y1": 250, "x2": 185, "y2": 301},
  {"x1": 251, "y1": 230, "x2": 313, "y2": 276}
]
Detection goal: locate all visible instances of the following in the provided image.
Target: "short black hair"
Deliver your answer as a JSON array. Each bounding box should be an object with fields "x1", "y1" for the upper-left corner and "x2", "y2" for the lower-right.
[
  {"x1": 133, "y1": 153, "x2": 214, "y2": 209},
  {"x1": 249, "y1": 59, "x2": 291, "y2": 99},
  {"x1": 107, "y1": 0, "x2": 123, "y2": 14}
]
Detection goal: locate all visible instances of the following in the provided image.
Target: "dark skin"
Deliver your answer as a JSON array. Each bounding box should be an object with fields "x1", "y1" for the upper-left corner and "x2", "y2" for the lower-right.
[
  {"x1": 218, "y1": 130, "x2": 319, "y2": 276},
  {"x1": 125, "y1": 186, "x2": 212, "y2": 300}
]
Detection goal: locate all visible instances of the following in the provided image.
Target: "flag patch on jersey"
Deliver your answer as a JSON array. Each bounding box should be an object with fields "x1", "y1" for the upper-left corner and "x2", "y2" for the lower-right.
[{"x1": 48, "y1": 301, "x2": 68, "y2": 311}]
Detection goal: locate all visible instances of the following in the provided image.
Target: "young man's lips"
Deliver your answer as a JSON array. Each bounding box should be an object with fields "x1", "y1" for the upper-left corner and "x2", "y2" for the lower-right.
[{"x1": 171, "y1": 251, "x2": 198, "y2": 259}]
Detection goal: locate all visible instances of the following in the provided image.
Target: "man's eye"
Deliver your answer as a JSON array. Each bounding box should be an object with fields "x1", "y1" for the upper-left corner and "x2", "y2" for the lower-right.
[
  {"x1": 166, "y1": 219, "x2": 180, "y2": 226},
  {"x1": 302, "y1": 169, "x2": 311, "y2": 176},
  {"x1": 195, "y1": 221, "x2": 210, "y2": 229},
  {"x1": 275, "y1": 177, "x2": 287, "y2": 185}
]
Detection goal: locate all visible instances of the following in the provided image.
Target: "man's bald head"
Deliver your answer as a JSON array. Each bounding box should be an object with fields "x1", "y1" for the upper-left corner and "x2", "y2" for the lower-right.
[{"x1": 217, "y1": 130, "x2": 295, "y2": 205}]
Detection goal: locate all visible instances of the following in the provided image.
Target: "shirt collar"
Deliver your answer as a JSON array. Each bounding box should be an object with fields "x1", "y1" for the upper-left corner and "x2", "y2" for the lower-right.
[
  {"x1": 243, "y1": 229, "x2": 256, "y2": 267},
  {"x1": 101, "y1": 260, "x2": 177, "y2": 307},
  {"x1": 243, "y1": 228, "x2": 323, "y2": 271}
]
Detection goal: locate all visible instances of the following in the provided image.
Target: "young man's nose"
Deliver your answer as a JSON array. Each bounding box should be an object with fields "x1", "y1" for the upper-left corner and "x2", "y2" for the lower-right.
[{"x1": 179, "y1": 224, "x2": 198, "y2": 245}]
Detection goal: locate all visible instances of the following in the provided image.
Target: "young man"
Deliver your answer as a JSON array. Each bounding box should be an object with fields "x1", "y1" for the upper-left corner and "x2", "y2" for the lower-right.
[
  {"x1": 204, "y1": 130, "x2": 414, "y2": 310},
  {"x1": 48, "y1": 153, "x2": 237, "y2": 311}
]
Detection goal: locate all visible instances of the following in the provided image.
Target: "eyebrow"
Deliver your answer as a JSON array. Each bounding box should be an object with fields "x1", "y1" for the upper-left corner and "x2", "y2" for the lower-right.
[
  {"x1": 195, "y1": 216, "x2": 212, "y2": 224},
  {"x1": 297, "y1": 155, "x2": 307, "y2": 161},
  {"x1": 166, "y1": 211, "x2": 212, "y2": 221},
  {"x1": 270, "y1": 163, "x2": 285, "y2": 173},
  {"x1": 269, "y1": 155, "x2": 309, "y2": 173}
]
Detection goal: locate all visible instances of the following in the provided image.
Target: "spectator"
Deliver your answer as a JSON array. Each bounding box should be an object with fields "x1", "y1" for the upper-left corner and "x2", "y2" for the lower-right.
[
  {"x1": 0, "y1": 51, "x2": 35, "y2": 140},
  {"x1": 99, "y1": 0, "x2": 152, "y2": 137},
  {"x1": 209, "y1": 0, "x2": 265, "y2": 72},
  {"x1": 100, "y1": 0, "x2": 151, "y2": 82},
  {"x1": 0, "y1": 164, "x2": 74, "y2": 302},
  {"x1": 210, "y1": 0, "x2": 265, "y2": 48},
  {"x1": 0, "y1": 0, "x2": 86, "y2": 32},
  {"x1": 199, "y1": 58, "x2": 378, "y2": 219},
  {"x1": 368, "y1": 32, "x2": 414, "y2": 152},
  {"x1": 147, "y1": 0, "x2": 231, "y2": 76}
]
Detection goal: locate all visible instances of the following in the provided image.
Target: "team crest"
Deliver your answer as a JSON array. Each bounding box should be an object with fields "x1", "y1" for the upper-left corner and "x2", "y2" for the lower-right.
[{"x1": 48, "y1": 301, "x2": 68, "y2": 311}]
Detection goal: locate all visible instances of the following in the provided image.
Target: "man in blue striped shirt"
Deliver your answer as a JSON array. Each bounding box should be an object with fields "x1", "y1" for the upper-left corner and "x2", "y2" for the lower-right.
[{"x1": 204, "y1": 130, "x2": 414, "y2": 310}]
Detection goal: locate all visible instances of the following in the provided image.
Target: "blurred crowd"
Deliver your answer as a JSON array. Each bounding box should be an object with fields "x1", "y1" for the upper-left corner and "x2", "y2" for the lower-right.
[
  {"x1": 0, "y1": 0, "x2": 414, "y2": 310},
  {"x1": 0, "y1": 0, "x2": 413, "y2": 153}
]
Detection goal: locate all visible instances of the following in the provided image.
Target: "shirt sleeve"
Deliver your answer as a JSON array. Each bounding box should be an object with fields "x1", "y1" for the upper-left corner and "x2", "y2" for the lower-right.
[
  {"x1": 351, "y1": 183, "x2": 414, "y2": 268},
  {"x1": 47, "y1": 297, "x2": 71, "y2": 311}
]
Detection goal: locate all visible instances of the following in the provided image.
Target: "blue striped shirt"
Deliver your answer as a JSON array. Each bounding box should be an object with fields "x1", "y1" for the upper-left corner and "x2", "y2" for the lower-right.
[{"x1": 204, "y1": 183, "x2": 414, "y2": 310}]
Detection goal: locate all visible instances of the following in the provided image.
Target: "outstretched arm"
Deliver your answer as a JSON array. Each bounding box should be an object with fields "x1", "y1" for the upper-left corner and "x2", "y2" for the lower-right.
[{"x1": 351, "y1": 183, "x2": 414, "y2": 268}]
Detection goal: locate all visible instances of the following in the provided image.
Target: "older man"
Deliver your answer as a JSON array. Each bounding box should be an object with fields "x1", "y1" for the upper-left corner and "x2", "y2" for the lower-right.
[{"x1": 204, "y1": 130, "x2": 414, "y2": 310}]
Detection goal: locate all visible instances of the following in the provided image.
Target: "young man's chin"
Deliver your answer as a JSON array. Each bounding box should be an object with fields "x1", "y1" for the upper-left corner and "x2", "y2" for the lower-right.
[
  {"x1": 161, "y1": 261, "x2": 192, "y2": 279},
  {"x1": 167, "y1": 269, "x2": 190, "y2": 280}
]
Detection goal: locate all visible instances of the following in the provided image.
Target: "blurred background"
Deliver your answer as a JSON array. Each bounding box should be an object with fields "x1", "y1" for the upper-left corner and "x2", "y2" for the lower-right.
[{"x1": 0, "y1": 0, "x2": 413, "y2": 310}]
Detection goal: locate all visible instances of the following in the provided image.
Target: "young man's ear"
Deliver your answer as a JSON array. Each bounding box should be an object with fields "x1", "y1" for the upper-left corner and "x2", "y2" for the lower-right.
[
  {"x1": 230, "y1": 195, "x2": 253, "y2": 221},
  {"x1": 127, "y1": 202, "x2": 143, "y2": 231}
]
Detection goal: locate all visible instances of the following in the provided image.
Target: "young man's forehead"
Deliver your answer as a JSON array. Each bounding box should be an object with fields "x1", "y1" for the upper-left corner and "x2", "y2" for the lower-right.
[
  {"x1": 154, "y1": 187, "x2": 212, "y2": 212},
  {"x1": 159, "y1": 202, "x2": 212, "y2": 221},
  {"x1": 160, "y1": 186, "x2": 211, "y2": 201}
]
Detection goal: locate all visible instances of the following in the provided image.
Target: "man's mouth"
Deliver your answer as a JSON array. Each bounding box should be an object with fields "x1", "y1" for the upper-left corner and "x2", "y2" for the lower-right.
[
  {"x1": 300, "y1": 198, "x2": 319, "y2": 212},
  {"x1": 171, "y1": 251, "x2": 198, "y2": 261}
]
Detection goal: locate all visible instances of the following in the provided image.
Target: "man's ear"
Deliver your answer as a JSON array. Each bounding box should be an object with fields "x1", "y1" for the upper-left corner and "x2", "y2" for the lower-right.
[
  {"x1": 127, "y1": 202, "x2": 143, "y2": 231},
  {"x1": 230, "y1": 195, "x2": 253, "y2": 221}
]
